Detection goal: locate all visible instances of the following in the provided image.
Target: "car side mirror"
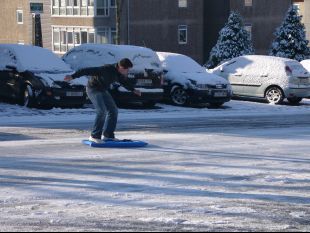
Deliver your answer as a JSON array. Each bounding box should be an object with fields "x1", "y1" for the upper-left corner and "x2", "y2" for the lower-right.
[{"x1": 163, "y1": 69, "x2": 168, "y2": 74}]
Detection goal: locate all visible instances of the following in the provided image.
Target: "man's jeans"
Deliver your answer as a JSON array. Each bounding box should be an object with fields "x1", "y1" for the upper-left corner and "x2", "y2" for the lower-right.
[{"x1": 86, "y1": 87, "x2": 118, "y2": 139}]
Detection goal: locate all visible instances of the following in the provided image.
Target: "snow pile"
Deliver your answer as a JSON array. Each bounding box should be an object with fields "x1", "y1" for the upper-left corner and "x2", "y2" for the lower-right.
[{"x1": 0, "y1": 99, "x2": 309, "y2": 125}]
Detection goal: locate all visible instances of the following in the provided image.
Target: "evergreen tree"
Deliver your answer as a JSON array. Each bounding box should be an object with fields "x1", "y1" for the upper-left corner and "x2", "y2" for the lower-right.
[
  {"x1": 206, "y1": 11, "x2": 254, "y2": 69},
  {"x1": 269, "y1": 6, "x2": 310, "y2": 61}
]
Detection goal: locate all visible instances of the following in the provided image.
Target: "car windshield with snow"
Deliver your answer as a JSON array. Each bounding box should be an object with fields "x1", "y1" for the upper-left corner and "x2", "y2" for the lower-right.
[
  {"x1": 211, "y1": 55, "x2": 310, "y2": 105},
  {"x1": 0, "y1": 44, "x2": 88, "y2": 109},
  {"x1": 62, "y1": 44, "x2": 164, "y2": 107},
  {"x1": 156, "y1": 52, "x2": 232, "y2": 107}
]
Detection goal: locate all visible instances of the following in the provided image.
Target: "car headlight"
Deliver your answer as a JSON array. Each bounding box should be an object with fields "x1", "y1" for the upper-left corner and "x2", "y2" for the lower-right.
[
  {"x1": 187, "y1": 79, "x2": 198, "y2": 89},
  {"x1": 52, "y1": 82, "x2": 62, "y2": 88},
  {"x1": 38, "y1": 78, "x2": 50, "y2": 87}
]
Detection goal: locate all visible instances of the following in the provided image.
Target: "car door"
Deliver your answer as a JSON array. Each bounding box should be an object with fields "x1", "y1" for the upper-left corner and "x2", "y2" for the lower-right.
[
  {"x1": 6, "y1": 70, "x2": 22, "y2": 99},
  {"x1": 241, "y1": 63, "x2": 264, "y2": 97},
  {"x1": 221, "y1": 61, "x2": 245, "y2": 95},
  {"x1": 0, "y1": 70, "x2": 11, "y2": 97}
]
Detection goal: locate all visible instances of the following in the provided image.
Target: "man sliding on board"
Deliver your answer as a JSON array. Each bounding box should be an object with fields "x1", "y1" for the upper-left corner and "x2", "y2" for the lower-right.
[{"x1": 64, "y1": 58, "x2": 141, "y2": 144}]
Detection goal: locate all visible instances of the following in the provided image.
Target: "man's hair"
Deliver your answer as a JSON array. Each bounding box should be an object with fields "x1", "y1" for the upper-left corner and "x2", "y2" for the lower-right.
[{"x1": 118, "y1": 58, "x2": 133, "y2": 69}]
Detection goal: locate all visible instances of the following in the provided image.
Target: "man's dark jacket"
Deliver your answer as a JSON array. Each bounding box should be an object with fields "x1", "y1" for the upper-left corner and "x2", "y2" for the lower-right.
[{"x1": 71, "y1": 64, "x2": 135, "y2": 92}]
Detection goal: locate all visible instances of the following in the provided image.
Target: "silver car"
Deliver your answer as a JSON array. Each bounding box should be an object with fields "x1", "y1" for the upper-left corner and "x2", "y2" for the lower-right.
[{"x1": 211, "y1": 55, "x2": 310, "y2": 104}]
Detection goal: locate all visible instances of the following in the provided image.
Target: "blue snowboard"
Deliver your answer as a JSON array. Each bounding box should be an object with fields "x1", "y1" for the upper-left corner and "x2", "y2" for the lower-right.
[{"x1": 82, "y1": 139, "x2": 148, "y2": 148}]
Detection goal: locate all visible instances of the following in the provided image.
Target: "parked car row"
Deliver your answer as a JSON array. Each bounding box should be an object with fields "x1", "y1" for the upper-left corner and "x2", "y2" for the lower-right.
[{"x1": 0, "y1": 44, "x2": 309, "y2": 109}]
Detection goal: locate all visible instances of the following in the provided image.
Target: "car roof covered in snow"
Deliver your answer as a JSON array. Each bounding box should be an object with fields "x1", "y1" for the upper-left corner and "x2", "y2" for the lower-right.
[
  {"x1": 63, "y1": 43, "x2": 162, "y2": 72},
  {"x1": 0, "y1": 44, "x2": 72, "y2": 73},
  {"x1": 215, "y1": 55, "x2": 308, "y2": 78}
]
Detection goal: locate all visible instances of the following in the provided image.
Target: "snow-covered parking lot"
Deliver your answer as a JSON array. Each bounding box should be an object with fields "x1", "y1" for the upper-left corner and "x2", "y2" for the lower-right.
[{"x1": 0, "y1": 99, "x2": 309, "y2": 231}]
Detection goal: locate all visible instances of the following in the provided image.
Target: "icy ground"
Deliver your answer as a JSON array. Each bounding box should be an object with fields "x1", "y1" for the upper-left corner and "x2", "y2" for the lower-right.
[{"x1": 0, "y1": 99, "x2": 309, "y2": 231}]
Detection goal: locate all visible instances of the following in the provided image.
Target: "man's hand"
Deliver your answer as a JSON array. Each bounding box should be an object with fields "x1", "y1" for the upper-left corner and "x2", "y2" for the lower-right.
[
  {"x1": 64, "y1": 75, "x2": 73, "y2": 82},
  {"x1": 133, "y1": 89, "x2": 142, "y2": 96}
]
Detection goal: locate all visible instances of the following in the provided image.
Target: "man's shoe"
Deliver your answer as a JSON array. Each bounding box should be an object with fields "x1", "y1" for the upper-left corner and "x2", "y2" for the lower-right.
[
  {"x1": 102, "y1": 137, "x2": 120, "y2": 142},
  {"x1": 89, "y1": 136, "x2": 103, "y2": 144}
]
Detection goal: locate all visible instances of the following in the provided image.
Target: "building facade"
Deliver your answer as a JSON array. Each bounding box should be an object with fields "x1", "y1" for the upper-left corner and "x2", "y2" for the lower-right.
[
  {"x1": 128, "y1": 0, "x2": 293, "y2": 64},
  {"x1": 0, "y1": 0, "x2": 302, "y2": 63},
  {"x1": 50, "y1": 0, "x2": 120, "y2": 54},
  {"x1": 0, "y1": 0, "x2": 120, "y2": 54},
  {"x1": 0, "y1": 0, "x2": 52, "y2": 49},
  {"x1": 127, "y1": 0, "x2": 205, "y2": 65}
]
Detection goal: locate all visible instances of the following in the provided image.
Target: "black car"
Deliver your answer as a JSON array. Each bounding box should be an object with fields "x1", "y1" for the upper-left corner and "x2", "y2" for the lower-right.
[
  {"x1": 156, "y1": 52, "x2": 232, "y2": 107},
  {"x1": 0, "y1": 44, "x2": 87, "y2": 109},
  {"x1": 62, "y1": 44, "x2": 164, "y2": 107}
]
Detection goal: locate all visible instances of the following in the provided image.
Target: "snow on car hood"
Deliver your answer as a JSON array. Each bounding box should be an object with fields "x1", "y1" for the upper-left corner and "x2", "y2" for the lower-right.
[{"x1": 36, "y1": 72, "x2": 88, "y2": 87}]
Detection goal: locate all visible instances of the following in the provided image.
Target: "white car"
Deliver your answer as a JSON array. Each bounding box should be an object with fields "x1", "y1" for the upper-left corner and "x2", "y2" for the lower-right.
[
  {"x1": 156, "y1": 52, "x2": 232, "y2": 107},
  {"x1": 62, "y1": 44, "x2": 164, "y2": 107},
  {"x1": 211, "y1": 55, "x2": 310, "y2": 104}
]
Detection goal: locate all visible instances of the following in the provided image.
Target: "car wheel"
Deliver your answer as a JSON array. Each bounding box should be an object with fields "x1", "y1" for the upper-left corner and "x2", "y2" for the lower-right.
[
  {"x1": 287, "y1": 97, "x2": 303, "y2": 105},
  {"x1": 22, "y1": 85, "x2": 36, "y2": 108},
  {"x1": 265, "y1": 87, "x2": 284, "y2": 104},
  {"x1": 170, "y1": 87, "x2": 188, "y2": 106}
]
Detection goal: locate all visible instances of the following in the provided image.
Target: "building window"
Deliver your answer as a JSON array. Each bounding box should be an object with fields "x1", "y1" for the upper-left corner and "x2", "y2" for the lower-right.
[
  {"x1": 110, "y1": 0, "x2": 116, "y2": 8},
  {"x1": 244, "y1": 24, "x2": 252, "y2": 40},
  {"x1": 244, "y1": 0, "x2": 252, "y2": 7},
  {"x1": 72, "y1": 31, "x2": 79, "y2": 45},
  {"x1": 16, "y1": 10, "x2": 23, "y2": 24},
  {"x1": 294, "y1": 3, "x2": 301, "y2": 14},
  {"x1": 97, "y1": 28, "x2": 109, "y2": 44},
  {"x1": 97, "y1": 0, "x2": 109, "y2": 16},
  {"x1": 52, "y1": 26, "x2": 113, "y2": 53},
  {"x1": 60, "y1": 0, "x2": 66, "y2": 15},
  {"x1": 88, "y1": 0, "x2": 94, "y2": 15},
  {"x1": 178, "y1": 0, "x2": 187, "y2": 8},
  {"x1": 178, "y1": 25, "x2": 187, "y2": 44},
  {"x1": 60, "y1": 29, "x2": 67, "y2": 52},
  {"x1": 52, "y1": 0, "x2": 94, "y2": 16},
  {"x1": 111, "y1": 28, "x2": 116, "y2": 44},
  {"x1": 67, "y1": 30, "x2": 74, "y2": 50}
]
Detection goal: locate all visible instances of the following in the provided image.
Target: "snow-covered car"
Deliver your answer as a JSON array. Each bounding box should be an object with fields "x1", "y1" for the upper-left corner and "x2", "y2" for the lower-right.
[
  {"x1": 62, "y1": 44, "x2": 164, "y2": 107},
  {"x1": 0, "y1": 44, "x2": 88, "y2": 109},
  {"x1": 211, "y1": 55, "x2": 310, "y2": 104},
  {"x1": 156, "y1": 52, "x2": 232, "y2": 107}
]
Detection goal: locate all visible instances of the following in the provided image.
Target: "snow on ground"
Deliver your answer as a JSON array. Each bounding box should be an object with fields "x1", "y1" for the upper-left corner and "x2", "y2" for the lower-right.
[
  {"x1": 0, "y1": 99, "x2": 309, "y2": 231},
  {"x1": 0, "y1": 98, "x2": 310, "y2": 124}
]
